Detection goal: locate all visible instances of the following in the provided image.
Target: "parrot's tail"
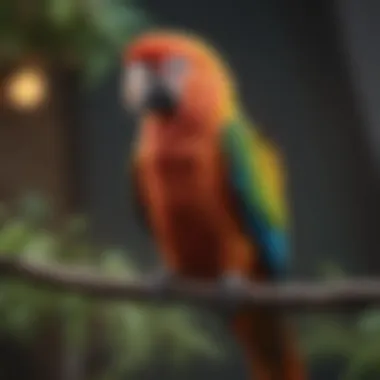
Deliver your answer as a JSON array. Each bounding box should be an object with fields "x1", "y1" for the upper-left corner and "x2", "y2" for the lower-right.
[{"x1": 232, "y1": 311, "x2": 306, "y2": 380}]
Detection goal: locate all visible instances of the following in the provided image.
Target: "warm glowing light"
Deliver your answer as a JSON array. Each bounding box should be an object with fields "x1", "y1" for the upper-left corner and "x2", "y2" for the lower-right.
[{"x1": 5, "y1": 67, "x2": 48, "y2": 111}]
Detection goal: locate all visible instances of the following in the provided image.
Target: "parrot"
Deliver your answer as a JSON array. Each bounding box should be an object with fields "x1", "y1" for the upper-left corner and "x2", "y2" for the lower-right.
[{"x1": 122, "y1": 29, "x2": 306, "y2": 380}]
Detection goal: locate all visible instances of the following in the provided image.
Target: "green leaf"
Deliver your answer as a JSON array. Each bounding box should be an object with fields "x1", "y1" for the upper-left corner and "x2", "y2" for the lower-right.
[
  {"x1": 0, "y1": 194, "x2": 223, "y2": 378},
  {"x1": 0, "y1": 219, "x2": 34, "y2": 253},
  {"x1": 342, "y1": 339, "x2": 380, "y2": 380},
  {"x1": 0, "y1": 0, "x2": 149, "y2": 81},
  {"x1": 63, "y1": 215, "x2": 89, "y2": 239},
  {"x1": 317, "y1": 261, "x2": 347, "y2": 280},
  {"x1": 100, "y1": 249, "x2": 138, "y2": 278},
  {"x1": 357, "y1": 309, "x2": 380, "y2": 335},
  {"x1": 48, "y1": 0, "x2": 78, "y2": 28},
  {"x1": 82, "y1": 48, "x2": 116, "y2": 87},
  {"x1": 22, "y1": 231, "x2": 58, "y2": 262},
  {"x1": 17, "y1": 193, "x2": 53, "y2": 226}
]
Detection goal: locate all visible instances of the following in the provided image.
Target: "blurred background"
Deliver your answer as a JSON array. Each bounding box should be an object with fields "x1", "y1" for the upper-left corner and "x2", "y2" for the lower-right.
[{"x1": 1, "y1": 0, "x2": 380, "y2": 379}]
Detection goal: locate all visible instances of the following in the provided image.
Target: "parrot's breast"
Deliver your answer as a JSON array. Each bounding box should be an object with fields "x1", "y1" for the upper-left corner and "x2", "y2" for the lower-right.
[
  {"x1": 136, "y1": 120, "x2": 257, "y2": 280},
  {"x1": 154, "y1": 148, "x2": 226, "y2": 278}
]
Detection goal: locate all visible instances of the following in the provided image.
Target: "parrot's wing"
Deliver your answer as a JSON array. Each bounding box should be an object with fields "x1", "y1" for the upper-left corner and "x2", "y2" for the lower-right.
[{"x1": 221, "y1": 120, "x2": 288, "y2": 278}]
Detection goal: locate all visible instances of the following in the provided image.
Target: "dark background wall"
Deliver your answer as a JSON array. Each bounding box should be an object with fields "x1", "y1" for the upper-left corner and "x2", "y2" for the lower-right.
[{"x1": 336, "y1": 0, "x2": 380, "y2": 170}]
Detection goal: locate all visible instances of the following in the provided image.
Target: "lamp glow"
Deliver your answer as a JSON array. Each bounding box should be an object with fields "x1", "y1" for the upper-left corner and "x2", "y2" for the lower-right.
[{"x1": 5, "y1": 67, "x2": 48, "y2": 111}]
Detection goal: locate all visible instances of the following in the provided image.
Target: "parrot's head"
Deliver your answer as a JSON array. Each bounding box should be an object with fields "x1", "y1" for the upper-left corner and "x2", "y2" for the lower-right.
[{"x1": 122, "y1": 30, "x2": 237, "y2": 126}]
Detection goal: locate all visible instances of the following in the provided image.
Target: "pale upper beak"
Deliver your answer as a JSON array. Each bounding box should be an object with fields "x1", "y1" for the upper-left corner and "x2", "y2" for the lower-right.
[{"x1": 123, "y1": 60, "x2": 184, "y2": 116}]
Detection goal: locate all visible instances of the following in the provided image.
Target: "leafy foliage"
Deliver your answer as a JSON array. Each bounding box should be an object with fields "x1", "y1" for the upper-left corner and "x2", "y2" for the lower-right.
[
  {"x1": 0, "y1": 194, "x2": 222, "y2": 380},
  {"x1": 301, "y1": 261, "x2": 380, "y2": 380},
  {"x1": 0, "y1": 0, "x2": 148, "y2": 83},
  {"x1": 5, "y1": 195, "x2": 380, "y2": 379}
]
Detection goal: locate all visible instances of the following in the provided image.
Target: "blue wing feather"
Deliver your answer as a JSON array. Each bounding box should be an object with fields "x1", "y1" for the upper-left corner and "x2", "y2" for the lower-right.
[{"x1": 221, "y1": 120, "x2": 288, "y2": 278}]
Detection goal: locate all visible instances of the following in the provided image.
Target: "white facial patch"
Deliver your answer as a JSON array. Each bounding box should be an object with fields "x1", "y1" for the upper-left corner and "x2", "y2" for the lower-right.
[
  {"x1": 122, "y1": 62, "x2": 151, "y2": 111},
  {"x1": 160, "y1": 56, "x2": 189, "y2": 97}
]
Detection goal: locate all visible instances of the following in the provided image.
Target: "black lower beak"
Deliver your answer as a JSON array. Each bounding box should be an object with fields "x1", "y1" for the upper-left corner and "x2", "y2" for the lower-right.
[{"x1": 144, "y1": 83, "x2": 177, "y2": 115}]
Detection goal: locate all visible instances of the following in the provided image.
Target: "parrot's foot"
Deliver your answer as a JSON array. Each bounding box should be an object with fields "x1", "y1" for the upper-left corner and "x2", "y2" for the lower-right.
[
  {"x1": 148, "y1": 268, "x2": 178, "y2": 300},
  {"x1": 217, "y1": 272, "x2": 251, "y2": 317}
]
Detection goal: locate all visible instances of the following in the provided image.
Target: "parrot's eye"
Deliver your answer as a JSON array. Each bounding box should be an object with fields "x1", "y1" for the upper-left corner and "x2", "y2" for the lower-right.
[
  {"x1": 122, "y1": 62, "x2": 151, "y2": 111},
  {"x1": 160, "y1": 56, "x2": 189, "y2": 94}
]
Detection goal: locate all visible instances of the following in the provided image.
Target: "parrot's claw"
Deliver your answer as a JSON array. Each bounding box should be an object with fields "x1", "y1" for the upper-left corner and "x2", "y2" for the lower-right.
[
  {"x1": 217, "y1": 272, "x2": 251, "y2": 317},
  {"x1": 148, "y1": 268, "x2": 178, "y2": 300}
]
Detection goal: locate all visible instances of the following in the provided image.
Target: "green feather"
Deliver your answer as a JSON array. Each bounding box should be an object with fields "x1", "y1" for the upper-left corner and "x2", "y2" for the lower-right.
[{"x1": 221, "y1": 118, "x2": 288, "y2": 276}]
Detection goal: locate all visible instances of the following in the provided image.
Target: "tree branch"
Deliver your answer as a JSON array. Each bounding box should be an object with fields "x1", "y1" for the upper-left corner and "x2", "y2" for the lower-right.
[{"x1": 0, "y1": 255, "x2": 378, "y2": 311}]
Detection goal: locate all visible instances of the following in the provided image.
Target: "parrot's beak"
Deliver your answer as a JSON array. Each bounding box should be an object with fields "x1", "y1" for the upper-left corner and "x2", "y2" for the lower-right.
[{"x1": 143, "y1": 82, "x2": 178, "y2": 116}]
